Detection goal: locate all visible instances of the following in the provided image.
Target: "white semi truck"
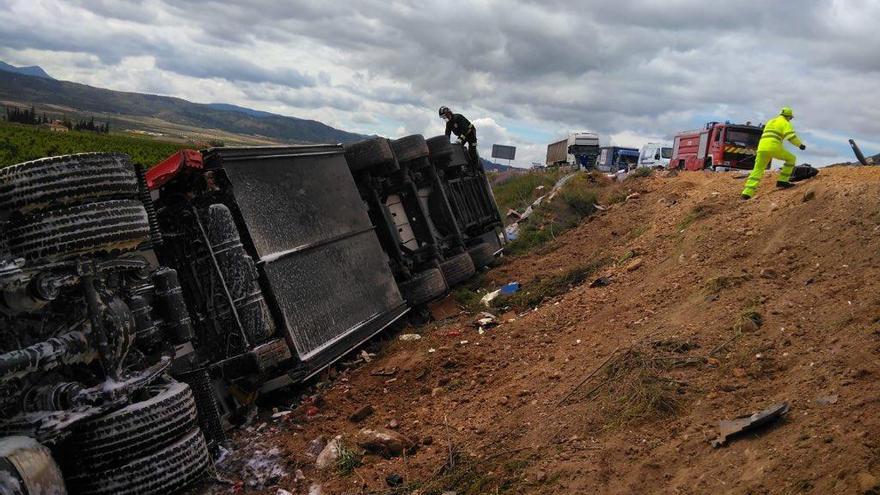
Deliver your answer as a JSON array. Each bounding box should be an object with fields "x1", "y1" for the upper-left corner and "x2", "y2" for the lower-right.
[{"x1": 546, "y1": 132, "x2": 600, "y2": 168}]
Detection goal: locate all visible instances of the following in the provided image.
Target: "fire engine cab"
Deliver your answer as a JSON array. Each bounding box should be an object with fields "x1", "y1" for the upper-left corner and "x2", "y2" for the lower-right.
[{"x1": 670, "y1": 122, "x2": 763, "y2": 171}]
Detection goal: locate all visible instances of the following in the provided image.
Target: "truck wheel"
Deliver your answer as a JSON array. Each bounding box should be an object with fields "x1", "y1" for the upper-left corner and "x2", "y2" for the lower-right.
[
  {"x1": 65, "y1": 428, "x2": 210, "y2": 495},
  {"x1": 440, "y1": 252, "x2": 476, "y2": 287},
  {"x1": 344, "y1": 138, "x2": 397, "y2": 174},
  {"x1": 399, "y1": 267, "x2": 447, "y2": 306},
  {"x1": 0, "y1": 153, "x2": 139, "y2": 215},
  {"x1": 467, "y1": 242, "x2": 496, "y2": 269},
  {"x1": 391, "y1": 135, "x2": 430, "y2": 163},
  {"x1": 68, "y1": 380, "x2": 199, "y2": 470},
  {"x1": 426, "y1": 135, "x2": 453, "y2": 158},
  {"x1": 0, "y1": 436, "x2": 66, "y2": 495},
  {"x1": 7, "y1": 199, "x2": 150, "y2": 261}
]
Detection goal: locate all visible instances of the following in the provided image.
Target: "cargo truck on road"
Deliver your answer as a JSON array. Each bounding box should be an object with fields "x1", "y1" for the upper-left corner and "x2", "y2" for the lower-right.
[{"x1": 546, "y1": 132, "x2": 600, "y2": 169}]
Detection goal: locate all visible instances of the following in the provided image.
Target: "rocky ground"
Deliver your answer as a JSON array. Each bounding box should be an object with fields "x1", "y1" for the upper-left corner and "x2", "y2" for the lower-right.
[{"x1": 201, "y1": 166, "x2": 880, "y2": 495}]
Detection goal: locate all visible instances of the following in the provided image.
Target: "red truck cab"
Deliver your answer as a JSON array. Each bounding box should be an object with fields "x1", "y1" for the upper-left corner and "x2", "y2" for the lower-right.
[{"x1": 670, "y1": 122, "x2": 762, "y2": 171}]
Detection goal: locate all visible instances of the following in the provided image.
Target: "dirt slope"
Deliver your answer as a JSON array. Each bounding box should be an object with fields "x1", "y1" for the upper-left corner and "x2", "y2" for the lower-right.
[{"x1": 216, "y1": 166, "x2": 880, "y2": 495}]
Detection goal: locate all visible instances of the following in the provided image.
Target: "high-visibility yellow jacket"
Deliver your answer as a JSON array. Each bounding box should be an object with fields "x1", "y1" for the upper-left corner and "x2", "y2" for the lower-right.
[{"x1": 758, "y1": 115, "x2": 802, "y2": 151}]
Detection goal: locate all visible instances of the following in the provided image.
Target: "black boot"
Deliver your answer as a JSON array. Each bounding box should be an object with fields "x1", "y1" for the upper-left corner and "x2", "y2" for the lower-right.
[
  {"x1": 776, "y1": 181, "x2": 794, "y2": 189},
  {"x1": 741, "y1": 194, "x2": 752, "y2": 200}
]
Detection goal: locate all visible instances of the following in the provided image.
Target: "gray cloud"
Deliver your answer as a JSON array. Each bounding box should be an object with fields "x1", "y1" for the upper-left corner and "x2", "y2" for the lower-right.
[{"x1": 2, "y1": 0, "x2": 878, "y2": 165}]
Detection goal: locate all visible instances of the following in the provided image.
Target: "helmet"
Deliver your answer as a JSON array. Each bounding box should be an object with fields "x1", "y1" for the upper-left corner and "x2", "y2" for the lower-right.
[
  {"x1": 780, "y1": 106, "x2": 794, "y2": 118},
  {"x1": 439, "y1": 106, "x2": 451, "y2": 117}
]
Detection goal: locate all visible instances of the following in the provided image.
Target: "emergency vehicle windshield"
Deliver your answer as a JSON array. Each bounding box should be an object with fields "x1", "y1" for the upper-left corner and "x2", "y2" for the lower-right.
[{"x1": 726, "y1": 128, "x2": 760, "y2": 147}]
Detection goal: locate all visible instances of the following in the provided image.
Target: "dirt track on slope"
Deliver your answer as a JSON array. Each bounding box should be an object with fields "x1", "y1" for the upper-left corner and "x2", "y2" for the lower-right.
[{"x1": 212, "y1": 166, "x2": 880, "y2": 495}]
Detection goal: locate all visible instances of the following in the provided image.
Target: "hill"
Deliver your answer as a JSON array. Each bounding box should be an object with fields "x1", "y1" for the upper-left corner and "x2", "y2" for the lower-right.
[
  {"x1": 0, "y1": 61, "x2": 53, "y2": 79},
  {"x1": 0, "y1": 71, "x2": 365, "y2": 145},
  {"x1": 212, "y1": 166, "x2": 880, "y2": 494}
]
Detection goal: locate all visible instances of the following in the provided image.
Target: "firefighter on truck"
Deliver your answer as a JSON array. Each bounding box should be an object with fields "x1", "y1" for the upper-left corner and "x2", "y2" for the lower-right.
[
  {"x1": 439, "y1": 106, "x2": 478, "y2": 163},
  {"x1": 741, "y1": 106, "x2": 806, "y2": 199}
]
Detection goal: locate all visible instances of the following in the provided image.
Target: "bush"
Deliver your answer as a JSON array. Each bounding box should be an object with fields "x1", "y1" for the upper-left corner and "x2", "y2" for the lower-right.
[
  {"x1": 628, "y1": 166, "x2": 654, "y2": 178},
  {"x1": 560, "y1": 185, "x2": 597, "y2": 217},
  {"x1": 492, "y1": 257, "x2": 608, "y2": 308}
]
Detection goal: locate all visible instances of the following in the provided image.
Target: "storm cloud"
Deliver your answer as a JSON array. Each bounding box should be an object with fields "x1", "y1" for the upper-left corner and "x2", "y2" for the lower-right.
[{"x1": 1, "y1": 0, "x2": 877, "y2": 165}]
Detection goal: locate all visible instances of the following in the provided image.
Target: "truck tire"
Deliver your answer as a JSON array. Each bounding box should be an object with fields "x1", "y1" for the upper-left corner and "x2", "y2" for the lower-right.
[
  {"x1": 440, "y1": 252, "x2": 476, "y2": 287},
  {"x1": 0, "y1": 153, "x2": 138, "y2": 215},
  {"x1": 7, "y1": 199, "x2": 150, "y2": 261},
  {"x1": 399, "y1": 267, "x2": 447, "y2": 306},
  {"x1": 391, "y1": 135, "x2": 430, "y2": 163},
  {"x1": 426, "y1": 135, "x2": 453, "y2": 158},
  {"x1": 467, "y1": 242, "x2": 496, "y2": 269},
  {"x1": 344, "y1": 138, "x2": 397, "y2": 174},
  {"x1": 68, "y1": 381, "x2": 199, "y2": 470},
  {"x1": 65, "y1": 428, "x2": 210, "y2": 495}
]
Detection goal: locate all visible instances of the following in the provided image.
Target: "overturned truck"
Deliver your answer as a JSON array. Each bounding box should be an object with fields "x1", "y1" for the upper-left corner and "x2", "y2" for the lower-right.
[
  {"x1": 0, "y1": 153, "x2": 210, "y2": 494},
  {"x1": 0, "y1": 135, "x2": 503, "y2": 494}
]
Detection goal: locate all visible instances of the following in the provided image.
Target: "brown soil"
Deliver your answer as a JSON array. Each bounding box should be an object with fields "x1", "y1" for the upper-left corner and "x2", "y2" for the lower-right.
[{"x1": 212, "y1": 167, "x2": 880, "y2": 495}]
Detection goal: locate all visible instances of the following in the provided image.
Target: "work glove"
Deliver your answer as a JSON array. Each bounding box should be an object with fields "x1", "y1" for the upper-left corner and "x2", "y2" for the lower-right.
[{"x1": 799, "y1": 144, "x2": 806, "y2": 150}]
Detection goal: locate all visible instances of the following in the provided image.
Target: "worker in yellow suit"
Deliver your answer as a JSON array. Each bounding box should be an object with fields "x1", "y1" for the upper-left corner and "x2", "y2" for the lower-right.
[{"x1": 741, "y1": 106, "x2": 806, "y2": 199}]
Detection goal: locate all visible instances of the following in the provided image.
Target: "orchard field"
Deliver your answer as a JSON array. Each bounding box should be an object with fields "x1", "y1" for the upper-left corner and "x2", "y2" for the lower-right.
[{"x1": 0, "y1": 121, "x2": 189, "y2": 167}]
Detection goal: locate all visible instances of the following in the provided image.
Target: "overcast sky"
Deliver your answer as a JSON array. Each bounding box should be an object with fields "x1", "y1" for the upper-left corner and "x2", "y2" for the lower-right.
[{"x1": 1, "y1": 0, "x2": 878, "y2": 167}]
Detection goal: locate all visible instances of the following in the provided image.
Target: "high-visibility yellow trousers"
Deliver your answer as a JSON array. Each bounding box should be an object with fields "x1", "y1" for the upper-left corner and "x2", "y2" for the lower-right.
[{"x1": 741, "y1": 146, "x2": 797, "y2": 198}]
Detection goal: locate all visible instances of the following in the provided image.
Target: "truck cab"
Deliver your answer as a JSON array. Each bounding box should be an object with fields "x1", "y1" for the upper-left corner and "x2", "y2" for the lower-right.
[
  {"x1": 670, "y1": 122, "x2": 762, "y2": 171},
  {"x1": 596, "y1": 146, "x2": 639, "y2": 173},
  {"x1": 638, "y1": 143, "x2": 672, "y2": 168}
]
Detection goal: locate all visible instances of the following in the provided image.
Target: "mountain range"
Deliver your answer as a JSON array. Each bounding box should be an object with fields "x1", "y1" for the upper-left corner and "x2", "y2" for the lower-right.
[
  {"x1": 0, "y1": 64, "x2": 364, "y2": 144},
  {"x1": 0, "y1": 61, "x2": 54, "y2": 80}
]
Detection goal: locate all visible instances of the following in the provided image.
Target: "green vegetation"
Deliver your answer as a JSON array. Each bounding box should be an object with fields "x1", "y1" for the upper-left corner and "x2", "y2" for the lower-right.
[
  {"x1": 335, "y1": 440, "x2": 362, "y2": 475},
  {"x1": 0, "y1": 121, "x2": 189, "y2": 167},
  {"x1": 504, "y1": 172, "x2": 605, "y2": 255},
  {"x1": 628, "y1": 166, "x2": 654, "y2": 178},
  {"x1": 490, "y1": 169, "x2": 565, "y2": 214},
  {"x1": 493, "y1": 257, "x2": 608, "y2": 309}
]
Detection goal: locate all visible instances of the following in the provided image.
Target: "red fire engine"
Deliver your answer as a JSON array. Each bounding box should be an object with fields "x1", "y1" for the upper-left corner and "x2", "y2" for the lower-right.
[{"x1": 670, "y1": 122, "x2": 763, "y2": 171}]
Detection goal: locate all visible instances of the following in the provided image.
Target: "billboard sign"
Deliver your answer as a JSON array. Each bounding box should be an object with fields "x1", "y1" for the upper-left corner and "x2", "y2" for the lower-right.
[{"x1": 491, "y1": 144, "x2": 516, "y2": 161}]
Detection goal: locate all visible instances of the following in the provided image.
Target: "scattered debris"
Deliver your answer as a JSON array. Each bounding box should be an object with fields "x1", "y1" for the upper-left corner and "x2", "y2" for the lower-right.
[
  {"x1": 386, "y1": 473, "x2": 404, "y2": 487},
  {"x1": 815, "y1": 394, "x2": 839, "y2": 406},
  {"x1": 277, "y1": 489, "x2": 293, "y2": 495},
  {"x1": 625, "y1": 258, "x2": 643, "y2": 272},
  {"x1": 370, "y1": 367, "x2": 397, "y2": 377},
  {"x1": 308, "y1": 483, "x2": 323, "y2": 495},
  {"x1": 272, "y1": 410, "x2": 293, "y2": 419},
  {"x1": 500, "y1": 282, "x2": 520, "y2": 294},
  {"x1": 243, "y1": 447, "x2": 288, "y2": 488},
  {"x1": 360, "y1": 350, "x2": 375, "y2": 362},
  {"x1": 305, "y1": 436, "x2": 327, "y2": 459},
  {"x1": 473, "y1": 312, "x2": 499, "y2": 329},
  {"x1": 429, "y1": 295, "x2": 461, "y2": 320},
  {"x1": 480, "y1": 289, "x2": 502, "y2": 306},
  {"x1": 316, "y1": 435, "x2": 344, "y2": 470},
  {"x1": 625, "y1": 192, "x2": 641, "y2": 201},
  {"x1": 711, "y1": 402, "x2": 790, "y2": 448},
  {"x1": 349, "y1": 405, "x2": 375, "y2": 423},
  {"x1": 355, "y1": 428, "x2": 417, "y2": 458},
  {"x1": 399, "y1": 334, "x2": 422, "y2": 341},
  {"x1": 589, "y1": 276, "x2": 610, "y2": 288}
]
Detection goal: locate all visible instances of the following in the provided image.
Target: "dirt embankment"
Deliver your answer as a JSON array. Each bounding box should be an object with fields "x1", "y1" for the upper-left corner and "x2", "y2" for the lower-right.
[{"x1": 215, "y1": 167, "x2": 880, "y2": 495}]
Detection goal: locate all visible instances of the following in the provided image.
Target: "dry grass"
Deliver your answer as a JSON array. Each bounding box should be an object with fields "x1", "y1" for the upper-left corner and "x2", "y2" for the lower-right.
[{"x1": 563, "y1": 341, "x2": 692, "y2": 429}]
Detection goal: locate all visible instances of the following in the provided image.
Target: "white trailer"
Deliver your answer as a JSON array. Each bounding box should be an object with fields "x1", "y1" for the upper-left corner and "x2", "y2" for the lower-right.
[{"x1": 545, "y1": 132, "x2": 600, "y2": 167}]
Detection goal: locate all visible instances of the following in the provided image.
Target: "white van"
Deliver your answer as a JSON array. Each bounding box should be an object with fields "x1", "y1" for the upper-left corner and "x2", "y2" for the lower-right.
[{"x1": 638, "y1": 142, "x2": 673, "y2": 168}]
